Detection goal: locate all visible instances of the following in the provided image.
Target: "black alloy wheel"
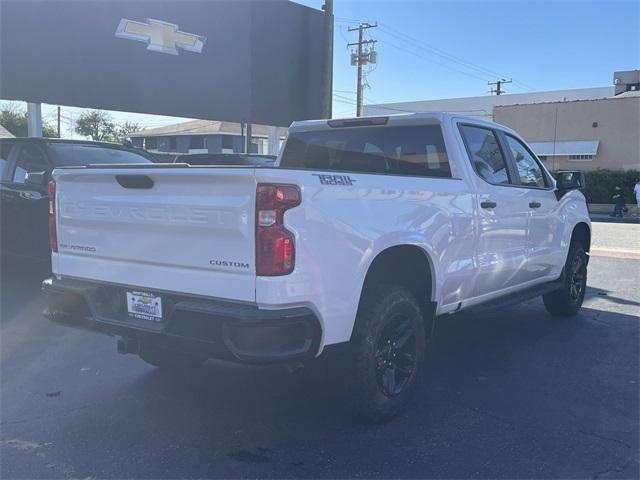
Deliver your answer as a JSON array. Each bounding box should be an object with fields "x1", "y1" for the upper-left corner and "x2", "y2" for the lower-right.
[{"x1": 375, "y1": 314, "x2": 417, "y2": 397}]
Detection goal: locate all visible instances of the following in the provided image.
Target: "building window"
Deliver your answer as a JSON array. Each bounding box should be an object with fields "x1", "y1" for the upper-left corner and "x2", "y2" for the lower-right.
[
  {"x1": 189, "y1": 136, "x2": 205, "y2": 149},
  {"x1": 169, "y1": 137, "x2": 177, "y2": 152},
  {"x1": 569, "y1": 154, "x2": 593, "y2": 161},
  {"x1": 256, "y1": 138, "x2": 268, "y2": 154},
  {"x1": 222, "y1": 135, "x2": 234, "y2": 150},
  {"x1": 145, "y1": 137, "x2": 157, "y2": 150}
]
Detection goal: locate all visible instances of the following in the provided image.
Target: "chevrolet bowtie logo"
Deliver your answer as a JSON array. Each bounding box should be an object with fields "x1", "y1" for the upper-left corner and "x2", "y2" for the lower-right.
[{"x1": 115, "y1": 18, "x2": 206, "y2": 55}]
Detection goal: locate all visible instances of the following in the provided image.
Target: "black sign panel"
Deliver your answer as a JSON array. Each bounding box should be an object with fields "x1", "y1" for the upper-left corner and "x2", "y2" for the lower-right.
[{"x1": 0, "y1": 0, "x2": 326, "y2": 126}]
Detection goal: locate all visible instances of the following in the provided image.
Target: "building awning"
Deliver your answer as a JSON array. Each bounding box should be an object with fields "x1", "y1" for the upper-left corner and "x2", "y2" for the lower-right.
[{"x1": 528, "y1": 140, "x2": 599, "y2": 157}]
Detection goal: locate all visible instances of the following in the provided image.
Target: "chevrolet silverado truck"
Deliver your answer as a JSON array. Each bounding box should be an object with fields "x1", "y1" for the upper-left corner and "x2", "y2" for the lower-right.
[{"x1": 43, "y1": 113, "x2": 590, "y2": 421}]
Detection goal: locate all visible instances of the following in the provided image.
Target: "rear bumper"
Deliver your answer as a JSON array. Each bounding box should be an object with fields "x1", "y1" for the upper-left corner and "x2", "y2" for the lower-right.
[{"x1": 42, "y1": 277, "x2": 321, "y2": 364}]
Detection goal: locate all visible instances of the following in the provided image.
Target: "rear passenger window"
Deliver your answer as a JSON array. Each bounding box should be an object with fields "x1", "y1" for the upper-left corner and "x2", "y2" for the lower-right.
[
  {"x1": 459, "y1": 125, "x2": 510, "y2": 185},
  {"x1": 280, "y1": 125, "x2": 451, "y2": 178},
  {"x1": 505, "y1": 135, "x2": 547, "y2": 188}
]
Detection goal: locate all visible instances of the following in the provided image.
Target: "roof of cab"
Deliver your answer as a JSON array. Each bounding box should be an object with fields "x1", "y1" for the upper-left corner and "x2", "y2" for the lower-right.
[{"x1": 289, "y1": 111, "x2": 509, "y2": 133}]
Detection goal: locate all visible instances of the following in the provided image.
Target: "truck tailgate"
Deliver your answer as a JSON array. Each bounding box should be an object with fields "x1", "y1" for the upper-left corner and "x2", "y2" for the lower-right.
[{"x1": 52, "y1": 166, "x2": 257, "y2": 302}]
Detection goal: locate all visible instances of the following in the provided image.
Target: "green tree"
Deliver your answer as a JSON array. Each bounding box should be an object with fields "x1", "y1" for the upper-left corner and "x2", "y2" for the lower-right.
[
  {"x1": 74, "y1": 110, "x2": 116, "y2": 141},
  {"x1": 0, "y1": 104, "x2": 59, "y2": 137},
  {"x1": 114, "y1": 121, "x2": 144, "y2": 143}
]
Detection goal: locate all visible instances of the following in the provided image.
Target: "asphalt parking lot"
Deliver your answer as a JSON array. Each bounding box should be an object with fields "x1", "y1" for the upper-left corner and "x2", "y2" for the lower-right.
[{"x1": 1, "y1": 223, "x2": 638, "y2": 479}]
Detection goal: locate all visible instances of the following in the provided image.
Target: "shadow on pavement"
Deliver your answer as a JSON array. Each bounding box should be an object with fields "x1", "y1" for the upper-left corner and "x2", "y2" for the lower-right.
[{"x1": 1, "y1": 263, "x2": 638, "y2": 478}]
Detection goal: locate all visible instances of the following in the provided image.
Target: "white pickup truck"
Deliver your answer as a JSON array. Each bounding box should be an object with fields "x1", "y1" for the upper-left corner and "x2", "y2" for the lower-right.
[{"x1": 44, "y1": 113, "x2": 590, "y2": 421}]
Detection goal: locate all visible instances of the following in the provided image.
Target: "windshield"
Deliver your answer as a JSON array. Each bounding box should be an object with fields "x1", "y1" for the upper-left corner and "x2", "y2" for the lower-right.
[
  {"x1": 280, "y1": 124, "x2": 451, "y2": 178},
  {"x1": 50, "y1": 143, "x2": 153, "y2": 166}
]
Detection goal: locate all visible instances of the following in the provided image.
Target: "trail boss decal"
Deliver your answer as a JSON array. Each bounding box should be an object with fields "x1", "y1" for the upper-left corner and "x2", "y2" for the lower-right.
[{"x1": 313, "y1": 174, "x2": 357, "y2": 186}]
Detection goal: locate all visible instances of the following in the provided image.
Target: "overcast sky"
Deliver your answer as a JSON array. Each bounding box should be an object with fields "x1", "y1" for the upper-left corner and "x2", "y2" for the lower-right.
[{"x1": 8, "y1": 0, "x2": 639, "y2": 137}]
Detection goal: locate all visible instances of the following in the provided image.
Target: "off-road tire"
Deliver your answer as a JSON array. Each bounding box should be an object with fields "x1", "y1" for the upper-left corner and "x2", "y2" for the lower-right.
[
  {"x1": 543, "y1": 241, "x2": 588, "y2": 317},
  {"x1": 138, "y1": 343, "x2": 207, "y2": 371},
  {"x1": 349, "y1": 285, "x2": 427, "y2": 423}
]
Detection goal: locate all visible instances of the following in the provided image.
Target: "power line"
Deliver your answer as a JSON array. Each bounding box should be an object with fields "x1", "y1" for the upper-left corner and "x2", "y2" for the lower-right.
[
  {"x1": 342, "y1": 18, "x2": 536, "y2": 92},
  {"x1": 381, "y1": 38, "x2": 491, "y2": 83},
  {"x1": 378, "y1": 24, "x2": 502, "y2": 79},
  {"x1": 377, "y1": 22, "x2": 536, "y2": 92}
]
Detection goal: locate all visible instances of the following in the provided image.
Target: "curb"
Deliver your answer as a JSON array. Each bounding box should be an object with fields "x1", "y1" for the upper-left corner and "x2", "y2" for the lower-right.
[{"x1": 589, "y1": 215, "x2": 640, "y2": 225}]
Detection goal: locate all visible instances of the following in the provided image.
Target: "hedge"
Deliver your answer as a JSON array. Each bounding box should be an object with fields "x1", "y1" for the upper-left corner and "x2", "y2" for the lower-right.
[{"x1": 551, "y1": 169, "x2": 639, "y2": 204}]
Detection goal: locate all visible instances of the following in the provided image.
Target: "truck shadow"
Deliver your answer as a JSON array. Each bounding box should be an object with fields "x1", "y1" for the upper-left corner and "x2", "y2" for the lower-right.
[
  {"x1": 120, "y1": 292, "x2": 638, "y2": 432},
  {"x1": 2, "y1": 280, "x2": 636, "y2": 478}
]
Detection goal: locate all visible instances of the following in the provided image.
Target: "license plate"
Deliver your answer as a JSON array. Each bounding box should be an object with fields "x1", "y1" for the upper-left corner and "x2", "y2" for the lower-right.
[{"x1": 126, "y1": 291, "x2": 162, "y2": 322}]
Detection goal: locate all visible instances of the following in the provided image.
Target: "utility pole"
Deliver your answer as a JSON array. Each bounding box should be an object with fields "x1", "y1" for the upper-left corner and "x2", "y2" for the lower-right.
[
  {"x1": 348, "y1": 22, "x2": 377, "y2": 116},
  {"x1": 488, "y1": 78, "x2": 512, "y2": 95},
  {"x1": 57, "y1": 106, "x2": 61, "y2": 138},
  {"x1": 321, "y1": 0, "x2": 333, "y2": 119}
]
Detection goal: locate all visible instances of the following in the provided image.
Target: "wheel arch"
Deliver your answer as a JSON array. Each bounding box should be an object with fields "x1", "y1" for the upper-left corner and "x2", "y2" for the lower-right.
[
  {"x1": 571, "y1": 222, "x2": 591, "y2": 252},
  {"x1": 357, "y1": 244, "x2": 436, "y2": 325}
]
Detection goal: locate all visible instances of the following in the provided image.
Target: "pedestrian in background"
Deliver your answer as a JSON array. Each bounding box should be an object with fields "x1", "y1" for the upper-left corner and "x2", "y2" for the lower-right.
[
  {"x1": 634, "y1": 178, "x2": 640, "y2": 216},
  {"x1": 612, "y1": 186, "x2": 626, "y2": 218}
]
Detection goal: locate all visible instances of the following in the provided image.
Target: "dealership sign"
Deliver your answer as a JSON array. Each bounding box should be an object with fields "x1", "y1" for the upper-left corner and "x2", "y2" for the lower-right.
[
  {"x1": 115, "y1": 18, "x2": 206, "y2": 55},
  {"x1": 0, "y1": 1, "x2": 326, "y2": 126}
]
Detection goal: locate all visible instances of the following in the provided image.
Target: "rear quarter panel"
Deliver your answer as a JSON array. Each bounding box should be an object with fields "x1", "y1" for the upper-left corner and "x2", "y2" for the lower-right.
[{"x1": 254, "y1": 168, "x2": 475, "y2": 347}]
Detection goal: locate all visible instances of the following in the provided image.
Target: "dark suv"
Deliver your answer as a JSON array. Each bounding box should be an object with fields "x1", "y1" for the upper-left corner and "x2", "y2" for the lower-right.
[{"x1": 0, "y1": 138, "x2": 154, "y2": 273}]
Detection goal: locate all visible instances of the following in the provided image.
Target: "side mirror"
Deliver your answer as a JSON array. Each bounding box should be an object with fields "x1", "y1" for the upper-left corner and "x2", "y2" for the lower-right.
[
  {"x1": 556, "y1": 171, "x2": 585, "y2": 191},
  {"x1": 25, "y1": 171, "x2": 48, "y2": 187}
]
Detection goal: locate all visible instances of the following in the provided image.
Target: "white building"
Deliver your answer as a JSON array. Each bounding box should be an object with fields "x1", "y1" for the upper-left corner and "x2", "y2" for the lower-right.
[{"x1": 364, "y1": 86, "x2": 614, "y2": 119}]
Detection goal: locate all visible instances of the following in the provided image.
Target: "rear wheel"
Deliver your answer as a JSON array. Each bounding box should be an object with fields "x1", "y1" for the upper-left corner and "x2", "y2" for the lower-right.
[
  {"x1": 349, "y1": 285, "x2": 427, "y2": 422},
  {"x1": 543, "y1": 241, "x2": 588, "y2": 317},
  {"x1": 138, "y1": 343, "x2": 207, "y2": 371}
]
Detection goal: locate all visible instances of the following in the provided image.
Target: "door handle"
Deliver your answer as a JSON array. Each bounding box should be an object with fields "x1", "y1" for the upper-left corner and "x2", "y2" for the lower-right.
[
  {"x1": 480, "y1": 201, "x2": 497, "y2": 209},
  {"x1": 529, "y1": 201, "x2": 541, "y2": 209}
]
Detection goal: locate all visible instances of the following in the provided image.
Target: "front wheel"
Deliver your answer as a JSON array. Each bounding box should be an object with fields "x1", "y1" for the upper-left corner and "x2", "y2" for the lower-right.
[
  {"x1": 349, "y1": 285, "x2": 427, "y2": 423},
  {"x1": 543, "y1": 241, "x2": 588, "y2": 317}
]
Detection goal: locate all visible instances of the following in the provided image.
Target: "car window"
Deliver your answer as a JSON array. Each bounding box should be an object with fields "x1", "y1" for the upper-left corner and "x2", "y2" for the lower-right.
[
  {"x1": 505, "y1": 135, "x2": 547, "y2": 188},
  {"x1": 0, "y1": 142, "x2": 15, "y2": 179},
  {"x1": 280, "y1": 125, "x2": 451, "y2": 178},
  {"x1": 12, "y1": 144, "x2": 48, "y2": 183},
  {"x1": 459, "y1": 125, "x2": 510, "y2": 185},
  {"x1": 50, "y1": 144, "x2": 153, "y2": 166}
]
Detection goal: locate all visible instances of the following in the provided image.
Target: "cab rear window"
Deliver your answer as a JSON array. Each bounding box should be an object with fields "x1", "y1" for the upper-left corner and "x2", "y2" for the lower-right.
[{"x1": 280, "y1": 125, "x2": 451, "y2": 178}]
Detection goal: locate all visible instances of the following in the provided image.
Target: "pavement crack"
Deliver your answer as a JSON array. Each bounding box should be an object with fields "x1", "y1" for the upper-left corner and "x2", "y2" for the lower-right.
[
  {"x1": 578, "y1": 429, "x2": 633, "y2": 449},
  {"x1": 591, "y1": 454, "x2": 638, "y2": 479}
]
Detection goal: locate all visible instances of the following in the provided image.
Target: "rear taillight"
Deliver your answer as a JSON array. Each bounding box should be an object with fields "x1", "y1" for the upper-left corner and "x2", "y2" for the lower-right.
[
  {"x1": 48, "y1": 180, "x2": 57, "y2": 252},
  {"x1": 256, "y1": 183, "x2": 301, "y2": 276}
]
